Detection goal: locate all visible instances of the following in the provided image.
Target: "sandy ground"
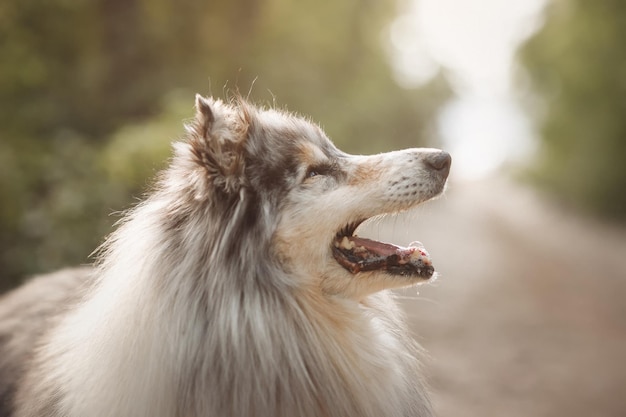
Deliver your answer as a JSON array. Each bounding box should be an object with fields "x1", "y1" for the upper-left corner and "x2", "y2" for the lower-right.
[{"x1": 364, "y1": 178, "x2": 626, "y2": 417}]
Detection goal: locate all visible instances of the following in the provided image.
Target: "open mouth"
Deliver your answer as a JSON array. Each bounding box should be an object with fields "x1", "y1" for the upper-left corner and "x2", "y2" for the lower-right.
[{"x1": 332, "y1": 219, "x2": 435, "y2": 279}]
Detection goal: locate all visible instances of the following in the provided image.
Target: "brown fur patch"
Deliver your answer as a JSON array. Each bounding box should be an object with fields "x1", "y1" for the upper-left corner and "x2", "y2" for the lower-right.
[
  {"x1": 298, "y1": 143, "x2": 325, "y2": 168},
  {"x1": 348, "y1": 160, "x2": 383, "y2": 186}
]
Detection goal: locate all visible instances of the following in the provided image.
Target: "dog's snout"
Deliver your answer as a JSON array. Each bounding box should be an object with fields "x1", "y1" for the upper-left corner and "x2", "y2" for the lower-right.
[{"x1": 424, "y1": 151, "x2": 451, "y2": 175}]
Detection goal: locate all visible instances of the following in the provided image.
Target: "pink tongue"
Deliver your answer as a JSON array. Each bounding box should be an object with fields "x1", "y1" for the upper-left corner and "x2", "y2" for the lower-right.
[
  {"x1": 347, "y1": 236, "x2": 431, "y2": 263},
  {"x1": 333, "y1": 235, "x2": 434, "y2": 276},
  {"x1": 350, "y1": 236, "x2": 407, "y2": 257}
]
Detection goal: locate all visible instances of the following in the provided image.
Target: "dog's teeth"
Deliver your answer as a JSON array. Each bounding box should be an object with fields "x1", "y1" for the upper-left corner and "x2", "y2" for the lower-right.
[
  {"x1": 408, "y1": 241, "x2": 430, "y2": 261},
  {"x1": 339, "y1": 236, "x2": 355, "y2": 250}
]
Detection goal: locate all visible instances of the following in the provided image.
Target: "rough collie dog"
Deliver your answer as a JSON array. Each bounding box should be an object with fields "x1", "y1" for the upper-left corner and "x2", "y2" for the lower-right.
[{"x1": 0, "y1": 95, "x2": 450, "y2": 417}]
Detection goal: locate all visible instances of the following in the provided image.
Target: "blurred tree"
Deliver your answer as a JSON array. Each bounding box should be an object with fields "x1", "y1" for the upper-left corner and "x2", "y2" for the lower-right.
[
  {"x1": 0, "y1": 0, "x2": 449, "y2": 288},
  {"x1": 519, "y1": 0, "x2": 626, "y2": 220}
]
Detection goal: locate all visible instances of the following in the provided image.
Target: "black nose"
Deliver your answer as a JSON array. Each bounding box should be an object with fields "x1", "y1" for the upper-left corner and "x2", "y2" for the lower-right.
[{"x1": 425, "y1": 151, "x2": 452, "y2": 174}]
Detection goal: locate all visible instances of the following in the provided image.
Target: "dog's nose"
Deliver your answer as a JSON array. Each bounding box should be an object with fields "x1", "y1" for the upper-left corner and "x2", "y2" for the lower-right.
[{"x1": 424, "y1": 151, "x2": 452, "y2": 175}]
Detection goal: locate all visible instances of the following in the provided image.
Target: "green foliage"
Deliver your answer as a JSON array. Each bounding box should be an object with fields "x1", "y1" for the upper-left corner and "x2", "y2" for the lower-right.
[
  {"x1": 0, "y1": 0, "x2": 449, "y2": 288},
  {"x1": 100, "y1": 92, "x2": 191, "y2": 187},
  {"x1": 519, "y1": 0, "x2": 626, "y2": 219}
]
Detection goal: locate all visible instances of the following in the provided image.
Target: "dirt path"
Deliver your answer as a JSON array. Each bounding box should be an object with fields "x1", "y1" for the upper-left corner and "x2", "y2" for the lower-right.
[{"x1": 365, "y1": 179, "x2": 626, "y2": 417}]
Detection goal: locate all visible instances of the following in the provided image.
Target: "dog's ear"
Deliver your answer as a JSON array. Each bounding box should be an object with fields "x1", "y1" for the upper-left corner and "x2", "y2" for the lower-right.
[
  {"x1": 185, "y1": 95, "x2": 249, "y2": 195},
  {"x1": 195, "y1": 94, "x2": 215, "y2": 132}
]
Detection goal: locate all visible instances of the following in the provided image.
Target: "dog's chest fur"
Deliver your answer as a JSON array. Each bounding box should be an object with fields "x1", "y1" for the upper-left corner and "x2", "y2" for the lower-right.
[{"x1": 15, "y1": 272, "x2": 430, "y2": 417}]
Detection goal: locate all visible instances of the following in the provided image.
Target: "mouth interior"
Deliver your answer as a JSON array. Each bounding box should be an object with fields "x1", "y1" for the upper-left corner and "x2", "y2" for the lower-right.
[{"x1": 332, "y1": 220, "x2": 435, "y2": 279}]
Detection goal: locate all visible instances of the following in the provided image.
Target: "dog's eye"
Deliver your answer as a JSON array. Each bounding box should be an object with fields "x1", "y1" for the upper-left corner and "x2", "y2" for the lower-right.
[
  {"x1": 304, "y1": 163, "x2": 334, "y2": 182},
  {"x1": 306, "y1": 169, "x2": 320, "y2": 178},
  {"x1": 305, "y1": 166, "x2": 326, "y2": 180}
]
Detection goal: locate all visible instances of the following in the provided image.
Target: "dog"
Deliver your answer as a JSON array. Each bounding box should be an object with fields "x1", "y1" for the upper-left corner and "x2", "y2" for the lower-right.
[{"x1": 0, "y1": 95, "x2": 451, "y2": 417}]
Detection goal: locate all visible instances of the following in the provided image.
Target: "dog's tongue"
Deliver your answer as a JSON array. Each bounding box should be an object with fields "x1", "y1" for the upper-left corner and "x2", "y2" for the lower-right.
[{"x1": 332, "y1": 236, "x2": 434, "y2": 279}]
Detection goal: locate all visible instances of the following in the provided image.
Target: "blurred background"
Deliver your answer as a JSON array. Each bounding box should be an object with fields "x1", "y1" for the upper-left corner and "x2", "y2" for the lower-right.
[{"x1": 1, "y1": 0, "x2": 625, "y2": 415}]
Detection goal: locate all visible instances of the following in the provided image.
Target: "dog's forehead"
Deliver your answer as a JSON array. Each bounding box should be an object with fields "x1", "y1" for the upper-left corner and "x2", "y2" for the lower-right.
[
  {"x1": 257, "y1": 109, "x2": 341, "y2": 159},
  {"x1": 299, "y1": 142, "x2": 327, "y2": 163}
]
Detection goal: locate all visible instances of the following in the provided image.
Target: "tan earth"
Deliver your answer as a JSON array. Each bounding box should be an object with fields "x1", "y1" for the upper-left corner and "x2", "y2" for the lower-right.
[{"x1": 363, "y1": 178, "x2": 626, "y2": 417}]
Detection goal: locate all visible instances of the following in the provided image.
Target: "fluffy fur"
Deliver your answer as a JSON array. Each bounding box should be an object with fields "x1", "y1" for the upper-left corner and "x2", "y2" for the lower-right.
[{"x1": 0, "y1": 95, "x2": 450, "y2": 417}]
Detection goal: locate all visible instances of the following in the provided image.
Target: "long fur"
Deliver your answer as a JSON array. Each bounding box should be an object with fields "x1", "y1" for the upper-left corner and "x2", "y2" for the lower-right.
[{"x1": 0, "y1": 95, "x2": 450, "y2": 417}]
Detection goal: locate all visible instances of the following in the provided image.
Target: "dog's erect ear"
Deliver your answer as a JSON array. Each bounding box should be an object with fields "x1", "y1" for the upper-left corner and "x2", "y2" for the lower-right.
[
  {"x1": 185, "y1": 95, "x2": 249, "y2": 195},
  {"x1": 195, "y1": 94, "x2": 215, "y2": 132}
]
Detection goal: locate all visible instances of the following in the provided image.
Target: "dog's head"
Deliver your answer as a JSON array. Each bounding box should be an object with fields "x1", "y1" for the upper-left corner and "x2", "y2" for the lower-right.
[{"x1": 168, "y1": 95, "x2": 450, "y2": 299}]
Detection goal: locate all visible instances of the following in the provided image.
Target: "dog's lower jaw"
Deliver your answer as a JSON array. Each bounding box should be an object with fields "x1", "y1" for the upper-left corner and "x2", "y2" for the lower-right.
[
  {"x1": 318, "y1": 264, "x2": 433, "y2": 301},
  {"x1": 332, "y1": 236, "x2": 434, "y2": 278}
]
